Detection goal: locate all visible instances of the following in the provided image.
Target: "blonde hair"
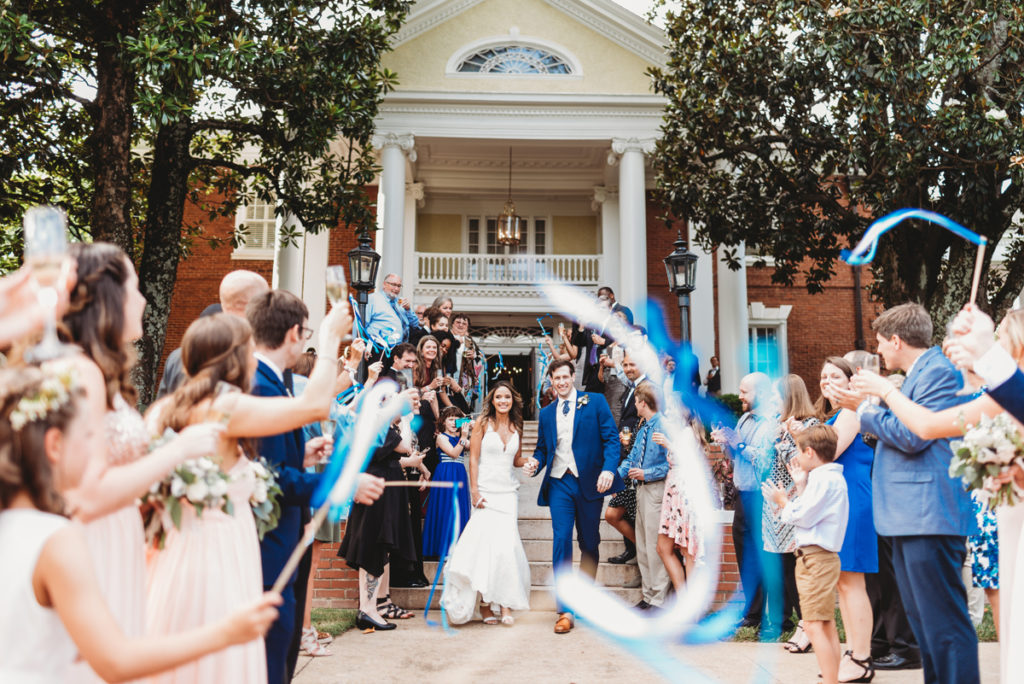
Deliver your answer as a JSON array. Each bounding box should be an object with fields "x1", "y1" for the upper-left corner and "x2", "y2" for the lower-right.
[{"x1": 999, "y1": 309, "x2": 1024, "y2": 361}]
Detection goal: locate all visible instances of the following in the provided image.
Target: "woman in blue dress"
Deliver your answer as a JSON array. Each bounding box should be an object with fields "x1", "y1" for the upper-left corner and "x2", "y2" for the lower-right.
[
  {"x1": 811, "y1": 357, "x2": 877, "y2": 682},
  {"x1": 422, "y1": 406, "x2": 472, "y2": 559}
]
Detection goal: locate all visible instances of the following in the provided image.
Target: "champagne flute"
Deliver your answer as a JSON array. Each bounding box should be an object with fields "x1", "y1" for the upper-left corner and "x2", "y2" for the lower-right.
[
  {"x1": 862, "y1": 354, "x2": 881, "y2": 405},
  {"x1": 319, "y1": 417, "x2": 336, "y2": 440},
  {"x1": 207, "y1": 381, "x2": 241, "y2": 425},
  {"x1": 946, "y1": 318, "x2": 974, "y2": 396},
  {"x1": 325, "y1": 265, "x2": 347, "y2": 306},
  {"x1": 23, "y1": 206, "x2": 74, "y2": 362}
]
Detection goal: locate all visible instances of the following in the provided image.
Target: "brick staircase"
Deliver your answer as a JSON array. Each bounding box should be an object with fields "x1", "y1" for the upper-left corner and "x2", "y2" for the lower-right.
[{"x1": 391, "y1": 420, "x2": 643, "y2": 610}]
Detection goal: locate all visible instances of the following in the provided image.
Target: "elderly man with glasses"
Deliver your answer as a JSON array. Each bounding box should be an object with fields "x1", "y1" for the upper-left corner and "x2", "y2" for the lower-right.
[{"x1": 365, "y1": 273, "x2": 421, "y2": 352}]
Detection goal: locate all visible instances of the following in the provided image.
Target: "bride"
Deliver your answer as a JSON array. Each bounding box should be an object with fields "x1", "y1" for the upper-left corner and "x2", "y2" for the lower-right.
[{"x1": 442, "y1": 381, "x2": 531, "y2": 625}]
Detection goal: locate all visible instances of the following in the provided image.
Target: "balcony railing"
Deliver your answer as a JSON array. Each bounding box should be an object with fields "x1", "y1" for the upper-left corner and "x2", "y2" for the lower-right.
[{"x1": 416, "y1": 253, "x2": 601, "y2": 286}]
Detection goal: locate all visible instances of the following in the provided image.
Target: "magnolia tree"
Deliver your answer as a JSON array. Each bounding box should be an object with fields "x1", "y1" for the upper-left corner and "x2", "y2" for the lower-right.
[
  {"x1": 1, "y1": 0, "x2": 411, "y2": 403},
  {"x1": 650, "y1": 1, "x2": 1024, "y2": 327}
]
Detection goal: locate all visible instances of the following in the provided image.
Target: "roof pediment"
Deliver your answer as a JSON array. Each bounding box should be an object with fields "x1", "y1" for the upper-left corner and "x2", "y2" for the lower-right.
[{"x1": 392, "y1": 0, "x2": 667, "y2": 67}]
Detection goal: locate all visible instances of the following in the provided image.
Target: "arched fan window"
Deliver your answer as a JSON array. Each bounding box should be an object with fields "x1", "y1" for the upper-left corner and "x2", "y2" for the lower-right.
[{"x1": 456, "y1": 44, "x2": 573, "y2": 74}]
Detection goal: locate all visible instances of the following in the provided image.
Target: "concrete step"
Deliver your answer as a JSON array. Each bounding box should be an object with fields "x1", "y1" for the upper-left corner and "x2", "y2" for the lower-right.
[
  {"x1": 423, "y1": 560, "x2": 639, "y2": 588},
  {"x1": 390, "y1": 584, "x2": 642, "y2": 611},
  {"x1": 517, "y1": 518, "x2": 621, "y2": 541},
  {"x1": 520, "y1": 538, "x2": 627, "y2": 562}
]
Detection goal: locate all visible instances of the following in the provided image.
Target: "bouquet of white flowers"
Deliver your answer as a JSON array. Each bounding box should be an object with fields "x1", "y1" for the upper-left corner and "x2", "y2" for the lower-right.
[
  {"x1": 249, "y1": 456, "x2": 282, "y2": 540},
  {"x1": 143, "y1": 429, "x2": 234, "y2": 548},
  {"x1": 949, "y1": 412, "x2": 1024, "y2": 509}
]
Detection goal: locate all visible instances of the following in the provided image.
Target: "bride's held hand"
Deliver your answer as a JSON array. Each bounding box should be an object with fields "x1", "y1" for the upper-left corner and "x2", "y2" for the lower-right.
[{"x1": 471, "y1": 490, "x2": 486, "y2": 508}]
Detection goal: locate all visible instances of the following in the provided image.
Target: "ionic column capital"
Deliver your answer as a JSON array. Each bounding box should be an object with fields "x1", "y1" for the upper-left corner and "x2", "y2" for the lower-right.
[
  {"x1": 407, "y1": 181, "x2": 425, "y2": 208},
  {"x1": 608, "y1": 137, "x2": 657, "y2": 165},
  {"x1": 372, "y1": 132, "x2": 417, "y2": 162},
  {"x1": 591, "y1": 185, "x2": 619, "y2": 211}
]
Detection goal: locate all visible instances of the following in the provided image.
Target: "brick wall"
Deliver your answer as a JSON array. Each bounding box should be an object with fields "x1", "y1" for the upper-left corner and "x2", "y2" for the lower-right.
[{"x1": 747, "y1": 262, "x2": 882, "y2": 390}]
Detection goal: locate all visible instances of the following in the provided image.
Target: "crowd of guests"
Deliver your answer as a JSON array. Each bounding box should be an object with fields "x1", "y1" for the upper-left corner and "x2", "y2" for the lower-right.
[{"x1": 3, "y1": 241, "x2": 1024, "y2": 684}]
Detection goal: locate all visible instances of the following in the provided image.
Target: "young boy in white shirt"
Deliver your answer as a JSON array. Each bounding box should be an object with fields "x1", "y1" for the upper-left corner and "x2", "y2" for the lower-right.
[{"x1": 763, "y1": 424, "x2": 849, "y2": 684}]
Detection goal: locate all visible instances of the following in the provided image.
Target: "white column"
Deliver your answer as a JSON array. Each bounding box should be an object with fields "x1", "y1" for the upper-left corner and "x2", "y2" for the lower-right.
[
  {"x1": 592, "y1": 186, "x2": 620, "y2": 294},
  {"x1": 272, "y1": 211, "x2": 304, "y2": 296},
  {"x1": 301, "y1": 228, "x2": 331, "y2": 343},
  {"x1": 688, "y1": 225, "x2": 716, "y2": 377},
  {"x1": 404, "y1": 182, "x2": 424, "y2": 303},
  {"x1": 611, "y1": 138, "x2": 656, "y2": 324},
  {"x1": 716, "y1": 243, "x2": 750, "y2": 394},
  {"x1": 372, "y1": 133, "x2": 416, "y2": 285}
]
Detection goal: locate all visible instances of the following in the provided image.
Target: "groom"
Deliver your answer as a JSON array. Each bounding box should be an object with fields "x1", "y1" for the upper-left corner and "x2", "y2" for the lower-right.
[{"x1": 525, "y1": 359, "x2": 623, "y2": 633}]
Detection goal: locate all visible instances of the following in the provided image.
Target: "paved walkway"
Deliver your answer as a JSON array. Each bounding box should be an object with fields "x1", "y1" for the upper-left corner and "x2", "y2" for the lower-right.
[{"x1": 294, "y1": 611, "x2": 1001, "y2": 683}]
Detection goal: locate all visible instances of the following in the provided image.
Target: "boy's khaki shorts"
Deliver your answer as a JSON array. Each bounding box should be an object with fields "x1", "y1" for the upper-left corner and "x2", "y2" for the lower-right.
[{"x1": 794, "y1": 546, "x2": 840, "y2": 621}]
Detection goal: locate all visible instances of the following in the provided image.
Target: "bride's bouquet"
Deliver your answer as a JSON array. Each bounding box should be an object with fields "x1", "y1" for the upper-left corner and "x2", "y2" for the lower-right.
[
  {"x1": 143, "y1": 428, "x2": 234, "y2": 548},
  {"x1": 949, "y1": 413, "x2": 1024, "y2": 509},
  {"x1": 250, "y1": 456, "x2": 282, "y2": 540}
]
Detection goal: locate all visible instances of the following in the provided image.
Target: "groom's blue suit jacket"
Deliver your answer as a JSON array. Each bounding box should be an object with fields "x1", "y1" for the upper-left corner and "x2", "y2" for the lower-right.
[{"x1": 531, "y1": 392, "x2": 624, "y2": 505}]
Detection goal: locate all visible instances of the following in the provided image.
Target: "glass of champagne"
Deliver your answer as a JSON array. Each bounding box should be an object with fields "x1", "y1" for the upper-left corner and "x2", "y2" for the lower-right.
[
  {"x1": 23, "y1": 206, "x2": 74, "y2": 362},
  {"x1": 620, "y1": 425, "x2": 632, "y2": 445},
  {"x1": 946, "y1": 318, "x2": 974, "y2": 396},
  {"x1": 207, "y1": 381, "x2": 241, "y2": 425},
  {"x1": 862, "y1": 354, "x2": 881, "y2": 405},
  {"x1": 320, "y1": 417, "x2": 336, "y2": 441},
  {"x1": 325, "y1": 266, "x2": 347, "y2": 306}
]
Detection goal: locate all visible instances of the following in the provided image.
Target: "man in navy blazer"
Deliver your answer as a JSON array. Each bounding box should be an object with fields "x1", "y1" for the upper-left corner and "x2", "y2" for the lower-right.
[
  {"x1": 248, "y1": 290, "x2": 332, "y2": 684},
  {"x1": 840, "y1": 303, "x2": 979, "y2": 684},
  {"x1": 523, "y1": 359, "x2": 623, "y2": 634}
]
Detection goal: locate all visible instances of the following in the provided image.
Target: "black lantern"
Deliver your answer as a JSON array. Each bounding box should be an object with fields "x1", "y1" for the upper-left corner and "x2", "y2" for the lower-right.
[
  {"x1": 347, "y1": 231, "x2": 381, "y2": 320},
  {"x1": 663, "y1": 230, "x2": 699, "y2": 341}
]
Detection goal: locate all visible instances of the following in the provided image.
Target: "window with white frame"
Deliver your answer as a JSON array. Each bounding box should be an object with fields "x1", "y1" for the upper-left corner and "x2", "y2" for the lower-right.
[
  {"x1": 457, "y1": 45, "x2": 573, "y2": 74},
  {"x1": 233, "y1": 200, "x2": 277, "y2": 259},
  {"x1": 748, "y1": 302, "x2": 792, "y2": 377},
  {"x1": 465, "y1": 215, "x2": 549, "y2": 281}
]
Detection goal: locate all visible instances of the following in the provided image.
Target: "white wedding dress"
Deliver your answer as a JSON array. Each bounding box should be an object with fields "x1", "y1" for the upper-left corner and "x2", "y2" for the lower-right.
[{"x1": 441, "y1": 426, "x2": 531, "y2": 623}]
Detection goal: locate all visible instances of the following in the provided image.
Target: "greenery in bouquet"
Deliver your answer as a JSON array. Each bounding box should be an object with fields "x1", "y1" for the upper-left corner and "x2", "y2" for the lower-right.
[
  {"x1": 250, "y1": 456, "x2": 282, "y2": 541},
  {"x1": 950, "y1": 413, "x2": 1024, "y2": 510},
  {"x1": 143, "y1": 429, "x2": 234, "y2": 548}
]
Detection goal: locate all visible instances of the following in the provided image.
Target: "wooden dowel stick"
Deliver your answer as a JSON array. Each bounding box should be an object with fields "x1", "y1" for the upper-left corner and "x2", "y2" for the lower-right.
[
  {"x1": 271, "y1": 502, "x2": 328, "y2": 594},
  {"x1": 969, "y1": 238, "x2": 988, "y2": 305}
]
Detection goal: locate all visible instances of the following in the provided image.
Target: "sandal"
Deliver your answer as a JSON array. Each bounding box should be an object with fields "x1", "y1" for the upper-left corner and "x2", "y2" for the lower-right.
[
  {"x1": 838, "y1": 650, "x2": 874, "y2": 683},
  {"x1": 316, "y1": 630, "x2": 333, "y2": 644},
  {"x1": 376, "y1": 596, "x2": 414, "y2": 620},
  {"x1": 481, "y1": 605, "x2": 498, "y2": 624},
  {"x1": 300, "y1": 627, "x2": 332, "y2": 657},
  {"x1": 783, "y1": 622, "x2": 812, "y2": 653}
]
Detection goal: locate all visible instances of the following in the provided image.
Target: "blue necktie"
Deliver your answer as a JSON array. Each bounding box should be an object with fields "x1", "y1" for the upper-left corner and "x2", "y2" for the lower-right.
[
  {"x1": 562, "y1": 399, "x2": 570, "y2": 416},
  {"x1": 389, "y1": 297, "x2": 407, "y2": 339}
]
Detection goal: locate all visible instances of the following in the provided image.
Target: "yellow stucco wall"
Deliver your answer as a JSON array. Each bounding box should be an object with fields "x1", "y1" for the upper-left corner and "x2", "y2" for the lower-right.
[
  {"x1": 416, "y1": 214, "x2": 462, "y2": 252},
  {"x1": 552, "y1": 215, "x2": 598, "y2": 254},
  {"x1": 383, "y1": 0, "x2": 655, "y2": 95}
]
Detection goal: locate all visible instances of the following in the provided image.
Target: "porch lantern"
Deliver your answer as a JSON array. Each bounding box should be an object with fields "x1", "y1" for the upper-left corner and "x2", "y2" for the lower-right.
[
  {"x1": 663, "y1": 230, "x2": 699, "y2": 342},
  {"x1": 347, "y1": 231, "x2": 381, "y2": 320},
  {"x1": 496, "y1": 147, "x2": 523, "y2": 246}
]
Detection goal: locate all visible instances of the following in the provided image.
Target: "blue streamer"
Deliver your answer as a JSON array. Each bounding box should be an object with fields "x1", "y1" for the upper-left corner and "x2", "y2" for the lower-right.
[
  {"x1": 536, "y1": 314, "x2": 554, "y2": 336},
  {"x1": 335, "y1": 382, "x2": 363, "y2": 406},
  {"x1": 842, "y1": 208, "x2": 986, "y2": 266},
  {"x1": 424, "y1": 480, "x2": 461, "y2": 633}
]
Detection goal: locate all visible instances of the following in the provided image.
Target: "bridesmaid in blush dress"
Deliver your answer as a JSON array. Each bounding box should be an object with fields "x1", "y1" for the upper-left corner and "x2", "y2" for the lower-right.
[
  {"x1": 145, "y1": 306, "x2": 352, "y2": 683},
  {"x1": 58, "y1": 244, "x2": 225, "y2": 683}
]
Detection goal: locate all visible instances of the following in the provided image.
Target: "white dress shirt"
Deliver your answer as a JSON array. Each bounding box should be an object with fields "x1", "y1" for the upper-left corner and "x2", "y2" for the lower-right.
[
  {"x1": 974, "y1": 343, "x2": 1019, "y2": 387},
  {"x1": 779, "y1": 462, "x2": 849, "y2": 552},
  {"x1": 551, "y1": 388, "x2": 579, "y2": 479}
]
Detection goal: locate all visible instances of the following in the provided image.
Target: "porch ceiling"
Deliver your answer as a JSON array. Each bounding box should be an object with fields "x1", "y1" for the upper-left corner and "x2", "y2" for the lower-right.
[{"x1": 413, "y1": 137, "x2": 617, "y2": 199}]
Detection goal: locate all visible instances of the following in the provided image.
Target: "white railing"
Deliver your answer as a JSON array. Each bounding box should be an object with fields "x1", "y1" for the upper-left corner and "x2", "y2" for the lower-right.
[{"x1": 416, "y1": 253, "x2": 601, "y2": 286}]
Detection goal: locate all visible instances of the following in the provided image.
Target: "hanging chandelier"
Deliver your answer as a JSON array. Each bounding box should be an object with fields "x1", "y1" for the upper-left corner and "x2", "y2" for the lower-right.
[{"x1": 496, "y1": 147, "x2": 523, "y2": 246}]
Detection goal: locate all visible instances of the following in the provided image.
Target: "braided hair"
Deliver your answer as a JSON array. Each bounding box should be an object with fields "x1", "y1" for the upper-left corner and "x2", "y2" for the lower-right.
[
  {"x1": 0, "y1": 366, "x2": 82, "y2": 514},
  {"x1": 61, "y1": 242, "x2": 137, "y2": 409}
]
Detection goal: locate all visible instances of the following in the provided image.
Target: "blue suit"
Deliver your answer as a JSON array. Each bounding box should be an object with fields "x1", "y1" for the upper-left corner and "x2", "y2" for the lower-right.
[
  {"x1": 531, "y1": 392, "x2": 623, "y2": 613},
  {"x1": 860, "y1": 346, "x2": 979, "y2": 684},
  {"x1": 252, "y1": 361, "x2": 319, "y2": 684},
  {"x1": 988, "y1": 368, "x2": 1024, "y2": 424}
]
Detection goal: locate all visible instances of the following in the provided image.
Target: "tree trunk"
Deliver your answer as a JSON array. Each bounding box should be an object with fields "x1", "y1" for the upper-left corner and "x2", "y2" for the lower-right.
[
  {"x1": 88, "y1": 2, "x2": 139, "y2": 254},
  {"x1": 135, "y1": 120, "x2": 192, "y2": 407}
]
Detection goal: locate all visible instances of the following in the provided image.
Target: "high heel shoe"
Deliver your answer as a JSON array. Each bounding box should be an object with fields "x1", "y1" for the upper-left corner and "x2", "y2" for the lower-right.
[{"x1": 355, "y1": 611, "x2": 396, "y2": 632}]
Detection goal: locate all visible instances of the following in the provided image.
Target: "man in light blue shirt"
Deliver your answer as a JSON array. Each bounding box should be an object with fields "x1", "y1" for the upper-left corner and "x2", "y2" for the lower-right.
[
  {"x1": 618, "y1": 383, "x2": 671, "y2": 608},
  {"x1": 364, "y1": 272, "x2": 420, "y2": 351}
]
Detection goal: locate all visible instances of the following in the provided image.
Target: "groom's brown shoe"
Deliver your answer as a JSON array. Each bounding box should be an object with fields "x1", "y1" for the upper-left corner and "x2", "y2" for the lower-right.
[{"x1": 554, "y1": 612, "x2": 575, "y2": 634}]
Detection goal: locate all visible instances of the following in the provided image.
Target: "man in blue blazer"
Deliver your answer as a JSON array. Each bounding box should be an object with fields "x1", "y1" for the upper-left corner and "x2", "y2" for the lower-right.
[
  {"x1": 523, "y1": 358, "x2": 623, "y2": 634},
  {"x1": 248, "y1": 290, "x2": 332, "y2": 684},
  {"x1": 845, "y1": 303, "x2": 979, "y2": 684}
]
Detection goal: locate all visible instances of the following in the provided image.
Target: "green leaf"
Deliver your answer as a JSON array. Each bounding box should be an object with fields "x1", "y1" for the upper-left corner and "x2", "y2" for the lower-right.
[{"x1": 169, "y1": 497, "x2": 182, "y2": 530}]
